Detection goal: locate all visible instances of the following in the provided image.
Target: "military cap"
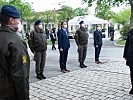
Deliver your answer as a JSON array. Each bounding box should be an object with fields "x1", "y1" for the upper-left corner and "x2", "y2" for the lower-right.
[
  {"x1": 35, "y1": 20, "x2": 41, "y2": 25},
  {"x1": 79, "y1": 21, "x2": 84, "y2": 24},
  {"x1": 1, "y1": 5, "x2": 20, "y2": 18}
]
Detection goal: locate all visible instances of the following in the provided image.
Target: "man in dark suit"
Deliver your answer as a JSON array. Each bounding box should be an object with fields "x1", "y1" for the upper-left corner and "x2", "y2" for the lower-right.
[
  {"x1": 57, "y1": 21, "x2": 70, "y2": 73},
  {"x1": 123, "y1": 28, "x2": 133, "y2": 94},
  {"x1": 94, "y1": 25, "x2": 103, "y2": 64}
]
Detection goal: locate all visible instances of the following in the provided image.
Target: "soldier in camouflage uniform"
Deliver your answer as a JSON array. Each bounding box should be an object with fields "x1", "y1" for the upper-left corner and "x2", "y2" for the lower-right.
[
  {"x1": 0, "y1": 5, "x2": 30, "y2": 100},
  {"x1": 28, "y1": 20, "x2": 47, "y2": 80},
  {"x1": 74, "y1": 21, "x2": 89, "y2": 68}
]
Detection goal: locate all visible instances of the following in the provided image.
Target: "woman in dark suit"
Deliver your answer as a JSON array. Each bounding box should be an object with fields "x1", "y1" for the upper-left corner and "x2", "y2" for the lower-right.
[
  {"x1": 123, "y1": 28, "x2": 133, "y2": 94},
  {"x1": 57, "y1": 21, "x2": 70, "y2": 73}
]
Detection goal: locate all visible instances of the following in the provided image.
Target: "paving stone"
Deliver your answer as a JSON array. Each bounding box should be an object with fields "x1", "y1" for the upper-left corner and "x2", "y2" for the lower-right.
[
  {"x1": 30, "y1": 61, "x2": 133, "y2": 100},
  {"x1": 70, "y1": 97, "x2": 82, "y2": 100}
]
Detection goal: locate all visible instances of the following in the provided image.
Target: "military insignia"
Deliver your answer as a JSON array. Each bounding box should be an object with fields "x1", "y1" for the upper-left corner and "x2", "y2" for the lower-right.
[{"x1": 22, "y1": 55, "x2": 27, "y2": 64}]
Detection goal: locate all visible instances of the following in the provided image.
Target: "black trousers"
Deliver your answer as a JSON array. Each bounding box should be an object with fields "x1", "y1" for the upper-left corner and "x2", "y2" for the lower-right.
[
  {"x1": 95, "y1": 45, "x2": 102, "y2": 61},
  {"x1": 59, "y1": 48, "x2": 69, "y2": 70},
  {"x1": 129, "y1": 66, "x2": 133, "y2": 88},
  {"x1": 51, "y1": 40, "x2": 56, "y2": 49}
]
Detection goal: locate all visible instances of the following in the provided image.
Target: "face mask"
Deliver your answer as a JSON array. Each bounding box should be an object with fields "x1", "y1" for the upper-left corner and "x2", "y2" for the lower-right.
[
  {"x1": 6, "y1": 21, "x2": 22, "y2": 32},
  {"x1": 17, "y1": 21, "x2": 23, "y2": 32},
  {"x1": 15, "y1": 21, "x2": 23, "y2": 39},
  {"x1": 39, "y1": 24, "x2": 43, "y2": 29},
  {"x1": 97, "y1": 27, "x2": 101, "y2": 30},
  {"x1": 64, "y1": 25, "x2": 67, "y2": 29},
  {"x1": 81, "y1": 24, "x2": 85, "y2": 28}
]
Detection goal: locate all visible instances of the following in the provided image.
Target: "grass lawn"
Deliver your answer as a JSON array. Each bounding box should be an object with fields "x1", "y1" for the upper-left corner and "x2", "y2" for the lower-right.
[{"x1": 116, "y1": 39, "x2": 126, "y2": 46}]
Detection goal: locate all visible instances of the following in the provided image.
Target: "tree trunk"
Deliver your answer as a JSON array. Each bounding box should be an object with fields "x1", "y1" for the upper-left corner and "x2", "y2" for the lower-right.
[{"x1": 129, "y1": 0, "x2": 133, "y2": 29}]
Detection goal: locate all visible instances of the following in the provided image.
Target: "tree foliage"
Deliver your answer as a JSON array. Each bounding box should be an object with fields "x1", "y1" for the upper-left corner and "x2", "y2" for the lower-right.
[
  {"x1": 0, "y1": 0, "x2": 33, "y2": 20},
  {"x1": 120, "y1": 24, "x2": 130, "y2": 39},
  {"x1": 74, "y1": 7, "x2": 88, "y2": 16},
  {"x1": 82, "y1": 0, "x2": 128, "y2": 7},
  {"x1": 0, "y1": 0, "x2": 8, "y2": 8},
  {"x1": 113, "y1": 8, "x2": 130, "y2": 25},
  {"x1": 57, "y1": 5, "x2": 75, "y2": 23},
  {"x1": 95, "y1": 1, "x2": 115, "y2": 20},
  {"x1": 40, "y1": 10, "x2": 56, "y2": 24}
]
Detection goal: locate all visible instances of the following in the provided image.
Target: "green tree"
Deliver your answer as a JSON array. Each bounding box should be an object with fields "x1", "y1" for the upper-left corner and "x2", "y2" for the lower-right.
[
  {"x1": 120, "y1": 24, "x2": 130, "y2": 39},
  {"x1": 58, "y1": 5, "x2": 75, "y2": 23},
  {"x1": 82, "y1": 0, "x2": 133, "y2": 28},
  {"x1": 0, "y1": 0, "x2": 8, "y2": 8},
  {"x1": 41, "y1": 10, "x2": 56, "y2": 25},
  {"x1": 0, "y1": 0, "x2": 34, "y2": 32},
  {"x1": 74, "y1": 7, "x2": 88, "y2": 16},
  {"x1": 113, "y1": 8, "x2": 130, "y2": 25},
  {"x1": 95, "y1": 1, "x2": 115, "y2": 20}
]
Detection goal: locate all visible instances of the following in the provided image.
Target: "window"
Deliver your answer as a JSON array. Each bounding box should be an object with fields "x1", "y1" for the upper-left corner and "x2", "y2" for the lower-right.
[
  {"x1": 71, "y1": 25, "x2": 73, "y2": 30},
  {"x1": 52, "y1": 24, "x2": 54, "y2": 28},
  {"x1": 23, "y1": 24, "x2": 26, "y2": 33},
  {"x1": 48, "y1": 24, "x2": 51, "y2": 29},
  {"x1": 76, "y1": 25, "x2": 79, "y2": 30}
]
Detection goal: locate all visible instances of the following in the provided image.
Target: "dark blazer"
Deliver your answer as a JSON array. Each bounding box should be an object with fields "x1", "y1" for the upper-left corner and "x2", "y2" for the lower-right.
[
  {"x1": 123, "y1": 28, "x2": 133, "y2": 66},
  {"x1": 50, "y1": 32, "x2": 56, "y2": 41},
  {"x1": 94, "y1": 30, "x2": 103, "y2": 46},
  {"x1": 57, "y1": 28, "x2": 70, "y2": 50}
]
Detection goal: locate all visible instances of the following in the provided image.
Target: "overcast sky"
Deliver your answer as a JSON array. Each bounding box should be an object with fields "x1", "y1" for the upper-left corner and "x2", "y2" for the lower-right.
[{"x1": 24, "y1": 0, "x2": 129, "y2": 14}]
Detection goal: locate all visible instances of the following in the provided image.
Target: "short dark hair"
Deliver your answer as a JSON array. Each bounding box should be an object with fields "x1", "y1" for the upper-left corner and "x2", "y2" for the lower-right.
[
  {"x1": 79, "y1": 21, "x2": 84, "y2": 24},
  {"x1": 0, "y1": 13, "x2": 10, "y2": 26},
  {"x1": 61, "y1": 20, "x2": 66, "y2": 28}
]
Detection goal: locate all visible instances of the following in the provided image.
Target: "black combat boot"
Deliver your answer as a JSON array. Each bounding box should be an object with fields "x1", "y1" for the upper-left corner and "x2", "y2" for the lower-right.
[
  {"x1": 129, "y1": 88, "x2": 133, "y2": 94},
  {"x1": 36, "y1": 73, "x2": 42, "y2": 80},
  {"x1": 40, "y1": 72, "x2": 46, "y2": 79},
  {"x1": 83, "y1": 63, "x2": 87, "y2": 68},
  {"x1": 80, "y1": 63, "x2": 84, "y2": 68}
]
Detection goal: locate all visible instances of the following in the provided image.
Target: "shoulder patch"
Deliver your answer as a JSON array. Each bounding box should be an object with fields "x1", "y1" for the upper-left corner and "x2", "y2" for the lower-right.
[{"x1": 22, "y1": 55, "x2": 27, "y2": 64}]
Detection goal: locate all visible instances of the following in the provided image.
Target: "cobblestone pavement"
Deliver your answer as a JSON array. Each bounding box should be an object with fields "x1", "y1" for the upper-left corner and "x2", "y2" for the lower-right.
[
  {"x1": 30, "y1": 57, "x2": 133, "y2": 100},
  {"x1": 29, "y1": 39, "x2": 124, "y2": 83}
]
